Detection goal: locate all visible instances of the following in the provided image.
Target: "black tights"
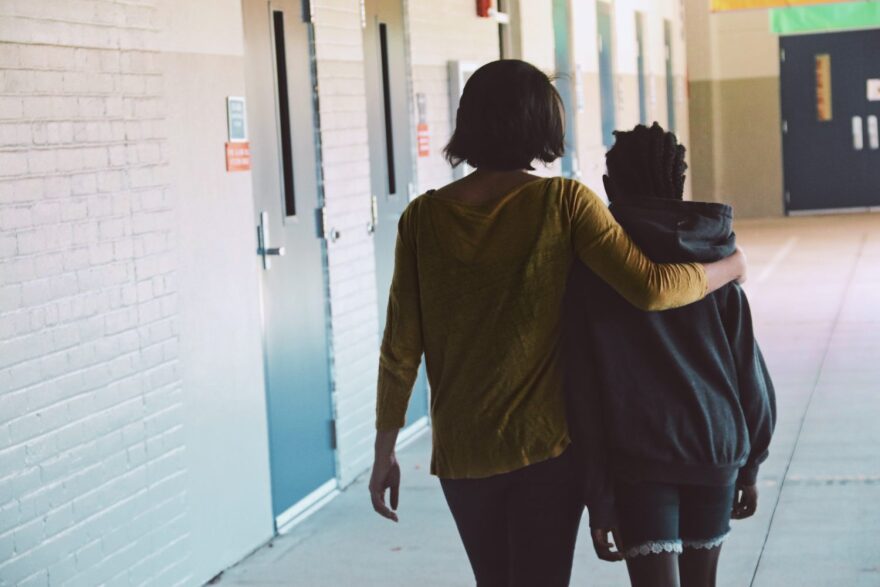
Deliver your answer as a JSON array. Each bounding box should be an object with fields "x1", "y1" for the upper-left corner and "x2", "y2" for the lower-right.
[
  {"x1": 625, "y1": 546, "x2": 723, "y2": 587},
  {"x1": 440, "y1": 450, "x2": 583, "y2": 587}
]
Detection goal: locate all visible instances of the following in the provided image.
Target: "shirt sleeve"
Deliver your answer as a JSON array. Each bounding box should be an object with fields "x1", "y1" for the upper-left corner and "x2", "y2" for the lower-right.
[
  {"x1": 566, "y1": 183, "x2": 708, "y2": 311},
  {"x1": 376, "y1": 207, "x2": 424, "y2": 431}
]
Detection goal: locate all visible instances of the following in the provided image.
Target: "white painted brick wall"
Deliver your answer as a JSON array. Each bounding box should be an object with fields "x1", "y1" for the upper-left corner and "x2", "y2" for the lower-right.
[
  {"x1": 311, "y1": 0, "x2": 382, "y2": 487},
  {"x1": 0, "y1": 2, "x2": 189, "y2": 585},
  {"x1": 408, "y1": 0, "x2": 500, "y2": 192}
]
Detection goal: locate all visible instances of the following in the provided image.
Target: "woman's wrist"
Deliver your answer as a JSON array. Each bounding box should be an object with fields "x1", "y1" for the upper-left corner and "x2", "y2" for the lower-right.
[{"x1": 374, "y1": 428, "x2": 400, "y2": 460}]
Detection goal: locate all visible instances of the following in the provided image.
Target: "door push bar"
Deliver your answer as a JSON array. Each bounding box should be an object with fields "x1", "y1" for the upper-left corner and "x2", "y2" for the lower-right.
[
  {"x1": 852, "y1": 116, "x2": 879, "y2": 151},
  {"x1": 852, "y1": 116, "x2": 864, "y2": 151},
  {"x1": 868, "y1": 115, "x2": 879, "y2": 151},
  {"x1": 257, "y1": 211, "x2": 286, "y2": 270}
]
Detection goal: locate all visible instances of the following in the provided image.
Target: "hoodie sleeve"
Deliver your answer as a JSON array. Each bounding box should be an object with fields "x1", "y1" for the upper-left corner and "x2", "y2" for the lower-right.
[
  {"x1": 720, "y1": 283, "x2": 777, "y2": 486},
  {"x1": 563, "y1": 269, "x2": 616, "y2": 529},
  {"x1": 565, "y1": 182, "x2": 708, "y2": 312}
]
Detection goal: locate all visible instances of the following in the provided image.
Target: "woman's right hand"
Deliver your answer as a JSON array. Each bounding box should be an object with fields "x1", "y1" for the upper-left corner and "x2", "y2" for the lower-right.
[{"x1": 733, "y1": 246, "x2": 748, "y2": 285}]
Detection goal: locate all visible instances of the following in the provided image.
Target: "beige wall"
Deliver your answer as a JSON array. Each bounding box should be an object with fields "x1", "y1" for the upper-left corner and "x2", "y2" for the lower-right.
[{"x1": 685, "y1": 1, "x2": 784, "y2": 218}]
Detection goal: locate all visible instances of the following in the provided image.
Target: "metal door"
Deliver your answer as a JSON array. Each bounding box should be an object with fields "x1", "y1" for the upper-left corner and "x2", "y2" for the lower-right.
[
  {"x1": 597, "y1": 2, "x2": 616, "y2": 147},
  {"x1": 664, "y1": 20, "x2": 676, "y2": 133},
  {"x1": 242, "y1": 0, "x2": 336, "y2": 524},
  {"x1": 636, "y1": 12, "x2": 648, "y2": 125},
  {"x1": 781, "y1": 29, "x2": 880, "y2": 212},
  {"x1": 363, "y1": 0, "x2": 429, "y2": 425}
]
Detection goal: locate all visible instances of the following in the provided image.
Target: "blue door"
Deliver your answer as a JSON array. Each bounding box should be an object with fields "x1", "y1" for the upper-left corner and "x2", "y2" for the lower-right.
[
  {"x1": 780, "y1": 29, "x2": 880, "y2": 212},
  {"x1": 664, "y1": 20, "x2": 676, "y2": 133},
  {"x1": 242, "y1": 0, "x2": 336, "y2": 524},
  {"x1": 364, "y1": 0, "x2": 429, "y2": 426},
  {"x1": 636, "y1": 12, "x2": 648, "y2": 125},
  {"x1": 597, "y1": 2, "x2": 616, "y2": 147}
]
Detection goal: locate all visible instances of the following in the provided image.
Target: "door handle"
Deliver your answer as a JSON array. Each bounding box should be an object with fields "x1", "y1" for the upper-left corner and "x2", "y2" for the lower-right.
[
  {"x1": 852, "y1": 116, "x2": 864, "y2": 151},
  {"x1": 257, "y1": 211, "x2": 285, "y2": 270},
  {"x1": 367, "y1": 194, "x2": 378, "y2": 235},
  {"x1": 868, "y1": 115, "x2": 879, "y2": 150}
]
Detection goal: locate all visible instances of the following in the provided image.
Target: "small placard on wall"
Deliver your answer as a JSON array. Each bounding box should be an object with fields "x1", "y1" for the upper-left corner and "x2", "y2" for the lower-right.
[
  {"x1": 868, "y1": 79, "x2": 880, "y2": 102},
  {"x1": 226, "y1": 142, "x2": 251, "y2": 172},
  {"x1": 227, "y1": 96, "x2": 248, "y2": 142}
]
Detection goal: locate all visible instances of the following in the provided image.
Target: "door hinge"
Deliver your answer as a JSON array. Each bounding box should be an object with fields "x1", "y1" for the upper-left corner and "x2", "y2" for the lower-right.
[
  {"x1": 785, "y1": 190, "x2": 791, "y2": 205},
  {"x1": 329, "y1": 419, "x2": 337, "y2": 450},
  {"x1": 780, "y1": 48, "x2": 786, "y2": 62},
  {"x1": 782, "y1": 120, "x2": 788, "y2": 134},
  {"x1": 316, "y1": 207, "x2": 340, "y2": 242}
]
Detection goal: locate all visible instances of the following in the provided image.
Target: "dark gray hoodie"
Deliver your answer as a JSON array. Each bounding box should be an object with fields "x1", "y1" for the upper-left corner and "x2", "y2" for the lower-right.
[{"x1": 564, "y1": 198, "x2": 776, "y2": 529}]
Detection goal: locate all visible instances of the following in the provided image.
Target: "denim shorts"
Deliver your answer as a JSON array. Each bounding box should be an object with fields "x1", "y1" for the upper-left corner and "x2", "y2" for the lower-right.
[{"x1": 615, "y1": 480, "x2": 735, "y2": 559}]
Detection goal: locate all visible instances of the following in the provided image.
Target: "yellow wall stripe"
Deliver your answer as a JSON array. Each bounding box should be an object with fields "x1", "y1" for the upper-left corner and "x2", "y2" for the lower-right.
[{"x1": 711, "y1": 0, "x2": 851, "y2": 12}]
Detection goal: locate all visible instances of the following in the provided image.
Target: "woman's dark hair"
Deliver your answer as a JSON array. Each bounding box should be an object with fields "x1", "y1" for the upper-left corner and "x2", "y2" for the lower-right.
[
  {"x1": 604, "y1": 122, "x2": 687, "y2": 201},
  {"x1": 444, "y1": 60, "x2": 565, "y2": 171}
]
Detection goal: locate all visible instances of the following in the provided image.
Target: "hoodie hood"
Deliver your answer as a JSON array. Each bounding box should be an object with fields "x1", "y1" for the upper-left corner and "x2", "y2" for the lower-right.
[{"x1": 610, "y1": 198, "x2": 735, "y2": 264}]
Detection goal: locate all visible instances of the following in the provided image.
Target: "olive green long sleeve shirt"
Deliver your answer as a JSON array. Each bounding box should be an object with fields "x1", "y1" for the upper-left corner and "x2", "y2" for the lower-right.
[{"x1": 376, "y1": 177, "x2": 708, "y2": 479}]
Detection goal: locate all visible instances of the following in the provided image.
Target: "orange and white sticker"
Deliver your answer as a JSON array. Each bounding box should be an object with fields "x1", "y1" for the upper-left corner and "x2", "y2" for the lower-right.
[{"x1": 226, "y1": 141, "x2": 251, "y2": 172}]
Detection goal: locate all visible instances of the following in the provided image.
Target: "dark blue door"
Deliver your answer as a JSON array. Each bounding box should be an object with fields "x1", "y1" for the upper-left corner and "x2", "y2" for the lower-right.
[
  {"x1": 243, "y1": 0, "x2": 336, "y2": 523},
  {"x1": 364, "y1": 0, "x2": 429, "y2": 426},
  {"x1": 597, "y1": 2, "x2": 616, "y2": 147},
  {"x1": 780, "y1": 29, "x2": 880, "y2": 212}
]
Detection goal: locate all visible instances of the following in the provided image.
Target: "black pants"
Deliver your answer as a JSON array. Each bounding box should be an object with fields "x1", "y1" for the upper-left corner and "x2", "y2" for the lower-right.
[{"x1": 440, "y1": 450, "x2": 583, "y2": 587}]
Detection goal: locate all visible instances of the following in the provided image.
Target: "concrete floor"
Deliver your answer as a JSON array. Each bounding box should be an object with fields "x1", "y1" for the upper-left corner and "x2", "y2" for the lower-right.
[{"x1": 218, "y1": 213, "x2": 880, "y2": 587}]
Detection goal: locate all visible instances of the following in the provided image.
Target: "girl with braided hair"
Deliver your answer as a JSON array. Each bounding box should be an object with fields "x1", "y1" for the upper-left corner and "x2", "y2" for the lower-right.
[{"x1": 565, "y1": 123, "x2": 776, "y2": 587}]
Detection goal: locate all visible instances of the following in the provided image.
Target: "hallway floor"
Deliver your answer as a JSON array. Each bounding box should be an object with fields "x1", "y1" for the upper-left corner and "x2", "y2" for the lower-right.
[{"x1": 218, "y1": 213, "x2": 880, "y2": 587}]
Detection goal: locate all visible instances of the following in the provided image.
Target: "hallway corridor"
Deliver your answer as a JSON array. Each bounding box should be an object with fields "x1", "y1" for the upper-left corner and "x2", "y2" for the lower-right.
[{"x1": 221, "y1": 213, "x2": 880, "y2": 587}]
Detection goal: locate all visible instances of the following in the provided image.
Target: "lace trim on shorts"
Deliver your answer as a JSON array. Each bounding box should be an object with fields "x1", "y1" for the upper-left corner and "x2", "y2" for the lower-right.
[
  {"x1": 624, "y1": 539, "x2": 684, "y2": 559},
  {"x1": 682, "y1": 531, "x2": 730, "y2": 550}
]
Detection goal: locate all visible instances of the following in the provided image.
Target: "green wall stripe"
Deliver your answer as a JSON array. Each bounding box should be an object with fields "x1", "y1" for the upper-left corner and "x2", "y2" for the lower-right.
[{"x1": 770, "y1": 2, "x2": 880, "y2": 34}]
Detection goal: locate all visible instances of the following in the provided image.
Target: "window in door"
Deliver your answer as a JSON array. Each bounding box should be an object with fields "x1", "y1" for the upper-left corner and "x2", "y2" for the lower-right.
[
  {"x1": 378, "y1": 22, "x2": 396, "y2": 196},
  {"x1": 271, "y1": 10, "x2": 297, "y2": 217}
]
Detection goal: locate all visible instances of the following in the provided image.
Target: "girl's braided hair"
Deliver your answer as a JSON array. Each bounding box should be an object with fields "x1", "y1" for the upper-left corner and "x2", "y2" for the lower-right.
[{"x1": 605, "y1": 122, "x2": 687, "y2": 201}]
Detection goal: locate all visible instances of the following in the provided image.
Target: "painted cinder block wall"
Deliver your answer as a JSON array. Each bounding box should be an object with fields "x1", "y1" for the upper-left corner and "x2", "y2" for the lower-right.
[
  {"x1": 0, "y1": 2, "x2": 194, "y2": 585},
  {"x1": 684, "y1": 1, "x2": 785, "y2": 218}
]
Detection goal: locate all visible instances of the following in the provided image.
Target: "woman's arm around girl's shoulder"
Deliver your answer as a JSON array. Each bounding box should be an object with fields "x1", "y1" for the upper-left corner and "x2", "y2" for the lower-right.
[{"x1": 561, "y1": 179, "x2": 746, "y2": 311}]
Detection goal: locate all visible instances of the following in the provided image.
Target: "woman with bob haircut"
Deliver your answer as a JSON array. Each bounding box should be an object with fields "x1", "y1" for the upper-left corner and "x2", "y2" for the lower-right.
[{"x1": 368, "y1": 60, "x2": 747, "y2": 586}]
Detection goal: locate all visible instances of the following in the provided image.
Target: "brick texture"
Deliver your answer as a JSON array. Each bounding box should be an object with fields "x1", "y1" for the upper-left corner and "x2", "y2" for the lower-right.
[
  {"x1": 0, "y1": 2, "x2": 190, "y2": 585},
  {"x1": 408, "y1": 0, "x2": 500, "y2": 192},
  {"x1": 312, "y1": 1, "x2": 382, "y2": 487}
]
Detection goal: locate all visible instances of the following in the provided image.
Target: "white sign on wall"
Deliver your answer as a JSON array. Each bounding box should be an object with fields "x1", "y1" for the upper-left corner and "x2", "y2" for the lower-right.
[{"x1": 868, "y1": 79, "x2": 880, "y2": 102}]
